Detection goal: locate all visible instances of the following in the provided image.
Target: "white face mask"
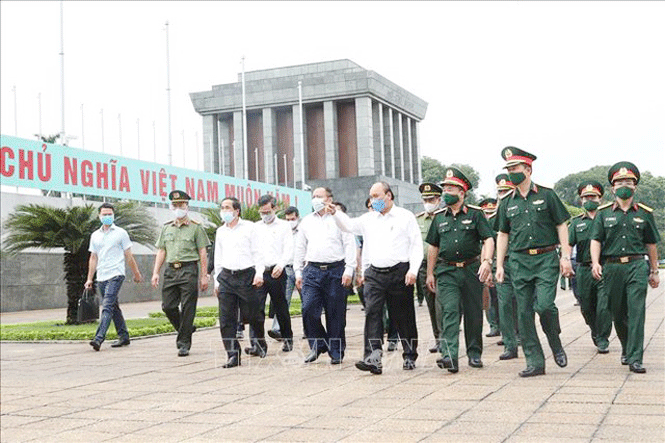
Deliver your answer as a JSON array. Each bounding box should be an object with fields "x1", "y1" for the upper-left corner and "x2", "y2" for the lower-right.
[
  {"x1": 260, "y1": 213, "x2": 275, "y2": 224},
  {"x1": 220, "y1": 210, "x2": 234, "y2": 224},
  {"x1": 423, "y1": 202, "x2": 439, "y2": 213},
  {"x1": 311, "y1": 197, "x2": 325, "y2": 212},
  {"x1": 173, "y1": 208, "x2": 187, "y2": 219},
  {"x1": 288, "y1": 220, "x2": 299, "y2": 230}
]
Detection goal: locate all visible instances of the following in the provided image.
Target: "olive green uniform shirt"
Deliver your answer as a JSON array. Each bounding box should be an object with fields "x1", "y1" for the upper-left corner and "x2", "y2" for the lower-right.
[
  {"x1": 590, "y1": 202, "x2": 660, "y2": 257},
  {"x1": 416, "y1": 211, "x2": 436, "y2": 255},
  {"x1": 568, "y1": 213, "x2": 595, "y2": 263},
  {"x1": 496, "y1": 183, "x2": 570, "y2": 252},
  {"x1": 425, "y1": 205, "x2": 493, "y2": 264},
  {"x1": 155, "y1": 218, "x2": 210, "y2": 263}
]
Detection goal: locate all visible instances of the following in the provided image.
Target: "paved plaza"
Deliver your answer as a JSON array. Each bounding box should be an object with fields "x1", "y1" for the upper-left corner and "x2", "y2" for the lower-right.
[{"x1": 1, "y1": 276, "x2": 664, "y2": 442}]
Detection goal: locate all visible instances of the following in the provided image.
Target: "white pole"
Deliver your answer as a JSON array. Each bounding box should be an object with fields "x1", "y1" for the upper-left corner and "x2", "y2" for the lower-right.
[
  {"x1": 274, "y1": 153, "x2": 278, "y2": 185},
  {"x1": 283, "y1": 154, "x2": 287, "y2": 187},
  {"x1": 165, "y1": 21, "x2": 172, "y2": 165},
  {"x1": 254, "y1": 148, "x2": 259, "y2": 181},
  {"x1": 38, "y1": 93, "x2": 42, "y2": 139},
  {"x1": 100, "y1": 109, "x2": 105, "y2": 153},
  {"x1": 219, "y1": 139, "x2": 224, "y2": 176},
  {"x1": 118, "y1": 113, "x2": 123, "y2": 155},
  {"x1": 60, "y1": 1, "x2": 65, "y2": 141},
  {"x1": 13, "y1": 85, "x2": 17, "y2": 135},
  {"x1": 298, "y1": 80, "x2": 306, "y2": 190},
  {"x1": 293, "y1": 156, "x2": 296, "y2": 189},
  {"x1": 136, "y1": 118, "x2": 140, "y2": 158},
  {"x1": 152, "y1": 120, "x2": 156, "y2": 162},
  {"x1": 80, "y1": 104, "x2": 84, "y2": 148},
  {"x1": 209, "y1": 136, "x2": 214, "y2": 173},
  {"x1": 241, "y1": 56, "x2": 248, "y2": 179}
]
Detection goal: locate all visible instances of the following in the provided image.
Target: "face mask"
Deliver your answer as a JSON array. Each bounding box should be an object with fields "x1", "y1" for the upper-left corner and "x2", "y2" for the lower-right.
[
  {"x1": 288, "y1": 220, "x2": 298, "y2": 230},
  {"x1": 371, "y1": 198, "x2": 386, "y2": 212},
  {"x1": 443, "y1": 193, "x2": 459, "y2": 205},
  {"x1": 583, "y1": 201, "x2": 599, "y2": 211},
  {"x1": 173, "y1": 208, "x2": 187, "y2": 219},
  {"x1": 423, "y1": 202, "x2": 439, "y2": 213},
  {"x1": 615, "y1": 186, "x2": 634, "y2": 200},
  {"x1": 508, "y1": 172, "x2": 526, "y2": 185},
  {"x1": 312, "y1": 197, "x2": 325, "y2": 212},
  {"x1": 260, "y1": 213, "x2": 275, "y2": 224},
  {"x1": 100, "y1": 215, "x2": 114, "y2": 226},
  {"x1": 220, "y1": 210, "x2": 235, "y2": 224}
]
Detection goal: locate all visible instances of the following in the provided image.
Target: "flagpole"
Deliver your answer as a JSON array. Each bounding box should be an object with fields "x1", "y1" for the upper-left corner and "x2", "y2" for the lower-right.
[{"x1": 60, "y1": 1, "x2": 65, "y2": 141}]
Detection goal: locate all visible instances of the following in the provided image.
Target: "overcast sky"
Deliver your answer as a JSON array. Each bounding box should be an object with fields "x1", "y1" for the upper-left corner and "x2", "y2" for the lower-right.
[{"x1": 2, "y1": 1, "x2": 664, "y2": 196}]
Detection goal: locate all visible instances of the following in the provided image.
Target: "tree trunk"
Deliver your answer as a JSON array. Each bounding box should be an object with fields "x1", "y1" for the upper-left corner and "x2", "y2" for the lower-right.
[{"x1": 63, "y1": 248, "x2": 90, "y2": 324}]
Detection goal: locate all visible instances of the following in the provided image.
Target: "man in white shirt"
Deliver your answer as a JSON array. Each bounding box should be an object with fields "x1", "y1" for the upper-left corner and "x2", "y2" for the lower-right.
[
  {"x1": 86, "y1": 203, "x2": 142, "y2": 351},
  {"x1": 294, "y1": 187, "x2": 356, "y2": 365},
  {"x1": 255, "y1": 195, "x2": 294, "y2": 352},
  {"x1": 329, "y1": 182, "x2": 423, "y2": 374},
  {"x1": 214, "y1": 197, "x2": 266, "y2": 368},
  {"x1": 272, "y1": 206, "x2": 301, "y2": 338}
]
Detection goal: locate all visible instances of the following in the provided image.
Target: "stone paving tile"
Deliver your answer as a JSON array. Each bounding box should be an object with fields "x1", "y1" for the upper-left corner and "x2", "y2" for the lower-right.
[
  {"x1": 593, "y1": 424, "x2": 665, "y2": 441},
  {"x1": 602, "y1": 413, "x2": 665, "y2": 427},
  {"x1": 512, "y1": 423, "x2": 597, "y2": 439},
  {"x1": 423, "y1": 428, "x2": 508, "y2": 443},
  {"x1": 526, "y1": 412, "x2": 605, "y2": 426},
  {"x1": 338, "y1": 430, "x2": 431, "y2": 442}
]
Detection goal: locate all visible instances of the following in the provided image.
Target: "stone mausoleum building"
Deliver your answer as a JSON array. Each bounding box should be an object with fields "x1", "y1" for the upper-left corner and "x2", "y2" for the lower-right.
[{"x1": 190, "y1": 59, "x2": 428, "y2": 215}]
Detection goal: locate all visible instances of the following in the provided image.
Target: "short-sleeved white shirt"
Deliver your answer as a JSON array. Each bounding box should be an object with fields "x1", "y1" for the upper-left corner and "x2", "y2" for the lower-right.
[{"x1": 89, "y1": 224, "x2": 132, "y2": 281}]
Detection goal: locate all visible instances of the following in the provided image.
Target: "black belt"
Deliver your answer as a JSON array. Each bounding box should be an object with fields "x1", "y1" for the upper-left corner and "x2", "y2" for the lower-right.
[
  {"x1": 168, "y1": 261, "x2": 197, "y2": 269},
  {"x1": 516, "y1": 245, "x2": 557, "y2": 256},
  {"x1": 445, "y1": 256, "x2": 480, "y2": 268},
  {"x1": 370, "y1": 262, "x2": 408, "y2": 274},
  {"x1": 604, "y1": 255, "x2": 645, "y2": 264},
  {"x1": 221, "y1": 267, "x2": 254, "y2": 276},
  {"x1": 308, "y1": 260, "x2": 344, "y2": 271}
]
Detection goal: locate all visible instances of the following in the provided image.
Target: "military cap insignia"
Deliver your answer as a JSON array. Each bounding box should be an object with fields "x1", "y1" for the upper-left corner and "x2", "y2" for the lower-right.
[
  {"x1": 424, "y1": 184, "x2": 431, "y2": 191},
  {"x1": 173, "y1": 192, "x2": 180, "y2": 199},
  {"x1": 585, "y1": 184, "x2": 593, "y2": 193},
  {"x1": 504, "y1": 148, "x2": 513, "y2": 158},
  {"x1": 446, "y1": 169, "x2": 454, "y2": 178},
  {"x1": 619, "y1": 167, "x2": 628, "y2": 176},
  {"x1": 499, "y1": 179, "x2": 507, "y2": 186}
]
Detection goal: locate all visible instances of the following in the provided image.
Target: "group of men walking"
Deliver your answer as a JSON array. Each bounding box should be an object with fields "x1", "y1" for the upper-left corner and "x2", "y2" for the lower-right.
[{"x1": 86, "y1": 147, "x2": 660, "y2": 377}]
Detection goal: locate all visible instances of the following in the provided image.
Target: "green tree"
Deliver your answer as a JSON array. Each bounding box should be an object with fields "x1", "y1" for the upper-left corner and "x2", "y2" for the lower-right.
[
  {"x1": 2, "y1": 201, "x2": 158, "y2": 324},
  {"x1": 34, "y1": 133, "x2": 62, "y2": 144},
  {"x1": 421, "y1": 156, "x2": 446, "y2": 183},
  {"x1": 420, "y1": 157, "x2": 481, "y2": 204}
]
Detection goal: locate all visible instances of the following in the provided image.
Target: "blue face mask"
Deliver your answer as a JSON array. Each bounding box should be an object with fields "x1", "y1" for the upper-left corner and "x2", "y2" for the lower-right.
[
  {"x1": 220, "y1": 210, "x2": 235, "y2": 224},
  {"x1": 100, "y1": 215, "x2": 114, "y2": 226},
  {"x1": 371, "y1": 198, "x2": 385, "y2": 212}
]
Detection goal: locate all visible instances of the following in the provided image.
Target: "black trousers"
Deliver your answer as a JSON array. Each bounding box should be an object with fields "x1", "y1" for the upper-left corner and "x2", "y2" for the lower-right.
[
  {"x1": 363, "y1": 262, "x2": 418, "y2": 361},
  {"x1": 161, "y1": 262, "x2": 199, "y2": 350},
  {"x1": 261, "y1": 270, "x2": 293, "y2": 340},
  {"x1": 217, "y1": 268, "x2": 266, "y2": 357}
]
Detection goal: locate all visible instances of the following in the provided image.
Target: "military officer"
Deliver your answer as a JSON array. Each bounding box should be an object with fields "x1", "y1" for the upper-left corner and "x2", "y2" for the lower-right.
[
  {"x1": 415, "y1": 182, "x2": 443, "y2": 353},
  {"x1": 495, "y1": 147, "x2": 573, "y2": 377},
  {"x1": 152, "y1": 190, "x2": 210, "y2": 357},
  {"x1": 426, "y1": 168, "x2": 494, "y2": 373},
  {"x1": 492, "y1": 174, "x2": 520, "y2": 360},
  {"x1": 590, "y1": 162, "x2": 660, "y2": 374},
  {"x1": 479, "y1": 198, "x2": 501, "y2": 340},
  {"x1": 569, "y1": 180, "x2": 612, "y2": 354}
]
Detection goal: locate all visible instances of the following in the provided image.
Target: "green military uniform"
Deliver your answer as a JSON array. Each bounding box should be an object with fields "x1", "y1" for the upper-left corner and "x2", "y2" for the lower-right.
[
  {"x1": 496, "y1": 147, "x2": 570, "y2": 373},
  {"x1": 479, "y1": 198, "x2": 500, "y2": 337},
  {"x1": 568, "y1": 180, "x2": 611, "y2": 352},
  {"x1": 591, "y1": 162, "x2": 660, "y2": 372},
  {"x1": 416, "y1": 182, "x2": 443, "y2": 352},
  {"x1": 492, "y1": 174, "x2": 520, "y2": 358},
  {"x1": 156, "y1": 190, "x2": 210, "y2": 354},
  {"x1": 426, "y1": 168, "x2": 493, "y2": 372}
]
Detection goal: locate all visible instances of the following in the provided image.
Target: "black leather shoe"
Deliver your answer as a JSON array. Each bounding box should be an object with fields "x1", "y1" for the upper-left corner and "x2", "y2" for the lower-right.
[
  {"x1": 282, "y1": 340, "x2": 293, "y2": 352},
  {"x1": 486, "y1": 329, "x2": 500, "y2": 337},
  {"x1": 519, "y1": 366, "x2": 545, "y2": 377},
  {"x1": 429, "y1": 345, "x2": 438, "y2": 353},
  {"x1": 468, "y1": 357, "x2": 483, "y2": 368},
  {"x1": 355, "y1": 360, "x2": 382, "y2": 374},
  {"x1": 222, "y1": 354, "x2": 241, "y2": 368},
  {"x1": 597, "y1": 345, "x2": 609, "y2": 354},
  {"x1": 499, "y1": 349, "x2": 518, "y2": 360},
  {"x1": 621, "y1": 355, "x2": 628, "y2": 365},
  {"x1": 629, "y1": 363, "x2": 646, "y2": 374},
  {"x1": 436, "y1": 356, "x2": 458, "y2": 373},
  {"x1": 331, "y1": 357, "x2": 343, "y2": 365},
  {"x1": 89, "y1": 340, "x2": 101, "y2": 351},
  {"x1": 110, "y1": 338, "x2": 130, "y2": 348},
  {"x1": 245, "y1": 345, "x2": 267, "y2": 358},
  {"x1": 267, "y1": 330, "x2": 283, "y2": 341},
  {"x1": 178, "y1": 347, "x2": 189, "y2": 357},
  {"x1": 403, "y1": 359, "x2": 416, "y2": 370},
  {"x1": 554, "y1": 349, "x2": 568, "y2": 368},
  {"x1": 387, "y1": 341, "x2": 397, "y2": 352},
  {"x1": 304, "y1": 349, "x2": 323, "y2": 363},
  {"x1": 497, "y1": 339, "x2": 504, "y2": 346}
]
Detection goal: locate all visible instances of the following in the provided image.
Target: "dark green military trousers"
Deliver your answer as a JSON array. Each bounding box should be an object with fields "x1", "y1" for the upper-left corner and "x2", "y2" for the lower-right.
[
  {"x1": 161, "y1": 262, "x2": 199, "y2": 351},
  {"x1": 577, "y1": 264, "x2": 612, "y2": 349},
  {"x1": 417, "y1": 261, "x2": 440, "y2": 344},
  {"x1": 496, "y1": 262, "x2": 519, "y2": 352}
]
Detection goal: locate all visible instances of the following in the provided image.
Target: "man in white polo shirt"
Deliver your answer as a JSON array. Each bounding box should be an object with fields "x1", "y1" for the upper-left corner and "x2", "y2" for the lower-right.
[{"x1": 86, "y1": 203, "x2": 143, "y2": 351}]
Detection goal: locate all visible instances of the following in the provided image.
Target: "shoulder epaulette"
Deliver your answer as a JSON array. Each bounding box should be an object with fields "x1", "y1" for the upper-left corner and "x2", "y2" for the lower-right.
[
  {"x1": 572, "y1": 213, "x2": 584, "y2": 219},
  {"x1": 597, "y1": 202, "x2": 613, "y2": 210},
  {"x1": 163, "y1": 220, "x2": 174, "y2": 225},
  {"x1": 467, "y1": 204, "x2": 481, "y2": 210},
  {"x1": 499, "y1": 189, "x2": 515, "y2": 200},
  {"x1": 637, "y1": 203, "x2": 653, "y2": 212},
  {"x1": 433, "y1": 208, "x2": 446, "y2": 215},
  {"x1": 415, "y1": 211, "x2": 425, "y2": 217}
]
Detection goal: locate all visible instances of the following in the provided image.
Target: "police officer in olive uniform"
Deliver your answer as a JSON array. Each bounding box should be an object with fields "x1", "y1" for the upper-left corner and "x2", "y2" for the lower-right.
[
  {"x1": 479, "y1": 198, "x2": 501, "y2": 339},
  {"x1": 492, "y1": 174, "x2": 520, "y2": 360},
  {"x1": 415, "y1": 182, "x2": 443, "y2": 354},
  {"x1": 426, "y1": 168, "x2": 494, "y2": 373},
  {"x1": 590, "y1": 162, "x2": 660, "y2": 374},
  {"x1": 152, "y1": 190, "x2": 210, "y2": 357},
  {"x1": 568, "y1": 180, "x2": 612, "y2": 354},
  {"x1": 495, "y1": 147, "x2": 573, "y2": 377}
]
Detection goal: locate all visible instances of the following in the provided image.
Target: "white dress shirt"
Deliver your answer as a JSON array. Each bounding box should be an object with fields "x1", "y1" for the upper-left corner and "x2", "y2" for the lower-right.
[
  {"x1": 333, "y1": 205, "x2": 423, "y2": 276},
  {"x1": 214, "y1": 219, "x2": 264, "y2": 283},
  {"x1": 254, "y1": 217, "x2": 293, "y2": 269},
  {"x1": 88, "y1": 224, "x2": 132, "y2": 281},
  {"x1": 294, "y1": 211, "x2": 357, "y2": 279}
]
